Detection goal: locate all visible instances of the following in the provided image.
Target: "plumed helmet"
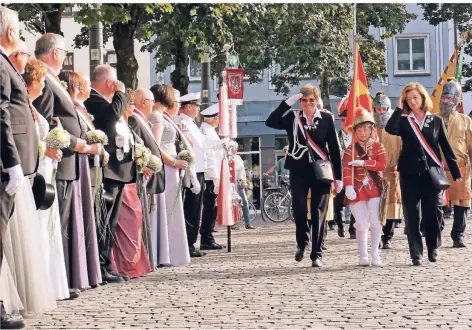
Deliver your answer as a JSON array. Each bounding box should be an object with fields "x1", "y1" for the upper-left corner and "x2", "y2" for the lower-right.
[
  {"x1": 338, "y1": 94, "x2": 349, "y2": 117},
  {"x1": 353, "y1": 107, "x2": 375, "y2": 129},
  {"x1": 442, "y1": 78, "x2": 462, "y2": 105},
  {"x1": 373, "y1": 91, "x2": 391, "y2": 109}
]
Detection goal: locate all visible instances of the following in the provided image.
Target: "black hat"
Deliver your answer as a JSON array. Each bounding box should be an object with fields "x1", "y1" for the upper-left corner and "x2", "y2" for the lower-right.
[{"x1": 32, "y1": 173, "x2": 56, "y2": 211}]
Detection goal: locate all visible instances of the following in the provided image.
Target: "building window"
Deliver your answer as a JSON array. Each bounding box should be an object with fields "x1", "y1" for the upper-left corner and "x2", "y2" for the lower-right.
[
  {"x1": 394, "y1": 35, "x2": 430, "y2": 75},
  {"x1": 189, "y1": 58, "x2": 201, "y2": 80},
  {"x1": 62, "y1": 52, "x2": 74, "y2": 72}
]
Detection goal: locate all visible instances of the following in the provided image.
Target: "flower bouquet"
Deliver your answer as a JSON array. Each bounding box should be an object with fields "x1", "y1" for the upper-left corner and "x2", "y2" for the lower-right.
[
  {"x1": 147, "y1": 155, "x2": 163, "y2": 173},
  {"x1": 38, "y1": 140, "x2": 46, "y2": 159},
  {"x1": 170, "y1": 149, "x2": 196, "y2": 217},
  {"x1": 85, "y1": 129, "x2": 108, "y2": 188},
  {"x1": 44, "y1": 127, "x2": 71, "y2": 184},
  {"x1": 135, "y1": 144, "x2": 152, "y2": 173}
]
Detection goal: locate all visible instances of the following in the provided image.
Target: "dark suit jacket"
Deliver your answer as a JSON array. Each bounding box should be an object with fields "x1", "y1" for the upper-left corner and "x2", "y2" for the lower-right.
[
  {"x1": 84, "y1": 89, "x2": 135, "y2": 183},
  {"x1": 385, "y1": 108, "x2": 461, "y2": 179},
  {"x1": 265, "y1": 101, "x2": 342, "y2": 180},
  {"x1": 33, "y1": 74, "x2": 82, "y2": 181},
  {"x1": 128, "y1": 112, "x2": 165, "y2": 194},
  {"x1": 0, "y1": 49, "x2": 38, "y2": 181}
]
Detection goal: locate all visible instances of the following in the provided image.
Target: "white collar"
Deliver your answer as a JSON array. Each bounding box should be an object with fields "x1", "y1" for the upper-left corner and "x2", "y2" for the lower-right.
[
  {"x1": 75, "y1": 99, "x2": 86, "y2": 108},
  {"x1": 301, "y1": 109, "x2": 322, "y2": 124},
  {"x1": 92, "y1": 88, "x2": 109, "y2": 102},
  {"x1": 180, "y1": 113, "x2": 196, "y2": 123},
  {"x1": 408, "y1": 111, "x2": 432, "y2": 129}
]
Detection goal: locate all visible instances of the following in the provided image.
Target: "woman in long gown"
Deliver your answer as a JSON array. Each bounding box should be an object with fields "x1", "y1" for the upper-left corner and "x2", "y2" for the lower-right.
[
  {"x1": 149, "y1": 84, "x2": 196, "y2": 266},
  {"x1": 110, "y1": 89, "x2": 152, "y2": 278},
  {"x1": 61, "y1": 71, "x2": 104, "y2": 289},
  {"x1": 3, "y1": 59, "x2": 57, "y2": 314}
]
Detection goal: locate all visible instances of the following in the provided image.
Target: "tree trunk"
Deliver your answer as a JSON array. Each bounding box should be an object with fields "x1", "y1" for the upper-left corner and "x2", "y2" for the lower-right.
[
  {"x1": 112, "y1": 22, "x2": 138, "y2": 89},
  {"x1": 320, "y1": 70, "x2": 331, "y2": 111},
  {"x1": 42, "y1": 9, "x2": 63, "y2": 35},
  {"x1": 171, "y1": 39, "x2": 189, "y2": 95}
]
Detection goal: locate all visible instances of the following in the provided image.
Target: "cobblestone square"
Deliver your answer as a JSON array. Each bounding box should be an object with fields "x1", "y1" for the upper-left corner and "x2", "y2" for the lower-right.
[{"x1": 25, "y1": 219, "x2": 472, "y2": 329}]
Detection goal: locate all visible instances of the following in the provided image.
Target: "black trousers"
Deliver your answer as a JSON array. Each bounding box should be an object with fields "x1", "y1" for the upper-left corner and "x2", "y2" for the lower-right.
[
  {"x1": 382, "y1": 219, "x2": 400, "y2": 244},
  {"x1": 183, "y1": 172, "x2": 205, "y2": 250},
  {"x1": 290, "y1": 168, "x2": 331, "y2": 261},
  {"x1": 451, "y1": 205, "x2": 467, "y2": 241},
  {"x1": 56, "y1": 179, "x2": 75, "y2": 285},
  {"x1": 400, "y1": 172, "x2": 443, "y2": 261},
  {"x1": 0, "y1": 181, "x2": 15, "y2": 272},
  {"x1": 201, "y1": 180, "x2": 217, "y2": 245},
  {"x1": 332, "y1": 188, "x2": 356, "y2": 234},
  {"x1": 100, "y1": 179, "x2": 125, "y2": 272}
]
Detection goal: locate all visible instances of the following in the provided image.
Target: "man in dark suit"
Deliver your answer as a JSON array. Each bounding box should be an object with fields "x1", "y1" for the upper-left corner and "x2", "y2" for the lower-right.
[
  {"x1": 0, "y1": 6, "x2": 39, "y2": 328},
  {"x1": 84, "y1": 64, "x2": 133, "y2": 283},
  {"x1": 32, "y1": 32, "x2": 90, "y2": 300}
]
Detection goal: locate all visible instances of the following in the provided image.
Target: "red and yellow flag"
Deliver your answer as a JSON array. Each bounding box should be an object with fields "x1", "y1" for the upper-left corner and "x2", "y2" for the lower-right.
[{"x1": 345, "y1": 47, "x2": 372, "y2": 133}]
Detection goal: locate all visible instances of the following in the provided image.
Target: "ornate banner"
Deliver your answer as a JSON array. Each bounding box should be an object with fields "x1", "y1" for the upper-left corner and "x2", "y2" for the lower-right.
[{"x1": 225, "y1": 68, "x2": 244, "y2": 104}]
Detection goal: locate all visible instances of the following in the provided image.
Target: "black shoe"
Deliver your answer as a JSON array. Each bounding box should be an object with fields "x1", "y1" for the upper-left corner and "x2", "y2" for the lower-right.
[
  {"x1": 102, "y1": 271, "x2": 125, "y2": 283},
  {"x1": 394, "y1": 222, "x2": 400, "y2": 229},
  {"x1": 190, "y1": 249, "x2": 206, "y2": 257},
  {"x1": 349, "y1": 232, "x2": 356, "y2": 239},
  {"x1": 428, "y1": 249, "x2": 437, "y2": 263},
  {"x1": 1, "y1": 314, "x2": 25, "y2": 329},
  {"x1": 231, "y1": 224, "x2": 240, "y2": 230},
  {"x1": 382, "y1": 242, "x2": 391, "y2": 249},
  {"x1": 66, "y1": 288, "x2": 80, "y2": 300},
  {"x1": 200, "y1": 242, "x2": 226, "y2": 250},
  {"x1": 453, "y1": 239, "x2": 466, "y2": 248},
  {"x1": 328, "y1": 223, "x2": 335, "y2": 231},
  {"x1": 337, "y1": 228, "x2": 345, "y2": 238},
  {"x1": 312, "y1": 259, "x2": 323, "y2": 267},
  {"x1": 412, "y1": 259, "x2": 422, "y2": 266},
  {"x1": 294, "y1": 247, "x2": 305, "y2": 262},
  {"x1": 108, "y1": 270, "x2": 130, "y2": 281},
  {"x1": 245, "y1": 224, "x2": 256, "y2": 229}
]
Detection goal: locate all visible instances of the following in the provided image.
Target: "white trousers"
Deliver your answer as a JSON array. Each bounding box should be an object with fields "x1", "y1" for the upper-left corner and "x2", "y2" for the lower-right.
[{"x1": 350, "y1": 197, "x2": 381, "y2": 231}]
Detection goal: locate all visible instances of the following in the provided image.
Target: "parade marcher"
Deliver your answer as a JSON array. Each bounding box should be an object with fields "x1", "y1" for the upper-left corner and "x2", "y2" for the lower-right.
[
  {"x1": 386, "y1": 82, "x2": 461, "y2": 266},
  {"x1": 330, "y1": 96, "x2": 356, "y2": 238},
  {"x1": 373, "y1": 92, "x2": 403, "y2": 249},
  {"x1": 344, "y1": 108, "x2": 387, "y2": 266},
  {"x1": 265, "y1": 84, "x2": 343, "y2": 267},
  {"x1": 438, "y1": 78, "x2": 472, "y2": 248},
  {"x1": 84, "y1": 65, "x2": 133, "y2": 283}
]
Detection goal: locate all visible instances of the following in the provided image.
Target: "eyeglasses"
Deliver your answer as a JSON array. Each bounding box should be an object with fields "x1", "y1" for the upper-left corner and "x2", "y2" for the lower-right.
[
  {"x1": 143, "y1": 98, "x2": 154, "y2": 103},
  {"x1": 300, "y1": 98, "x2": 316, "y2": 104},
  {"x1": 18, "y1": 51, "x2": 31, "y2": 59},
  {"x1": 56, "y1": 48, "x2": 68, "y2": 56}
]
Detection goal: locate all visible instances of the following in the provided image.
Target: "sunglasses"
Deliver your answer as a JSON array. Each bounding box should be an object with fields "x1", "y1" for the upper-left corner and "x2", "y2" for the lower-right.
[{"x1": 300, "y1": 98, "x2": 316, "y2": 104}]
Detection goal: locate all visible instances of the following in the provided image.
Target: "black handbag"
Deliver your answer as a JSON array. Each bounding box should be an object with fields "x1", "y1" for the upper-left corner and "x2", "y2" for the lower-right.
[
  {"x1": 419, "y1": 142, "x2": 450, "y2": 191},
  {"x1": 305, "y1": 136, "x2": 334, "y2": 185}
]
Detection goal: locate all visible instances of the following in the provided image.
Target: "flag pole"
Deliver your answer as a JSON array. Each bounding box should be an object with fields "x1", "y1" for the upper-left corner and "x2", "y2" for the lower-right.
[{"x1": 351, "y1": 4, "x2": 357, "y2": 179}]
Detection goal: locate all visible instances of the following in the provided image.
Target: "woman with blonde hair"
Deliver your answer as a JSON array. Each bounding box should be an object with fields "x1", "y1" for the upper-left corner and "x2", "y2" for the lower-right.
[{"x1": 385, "y1": 82, "x2": 461, "y2": 266}]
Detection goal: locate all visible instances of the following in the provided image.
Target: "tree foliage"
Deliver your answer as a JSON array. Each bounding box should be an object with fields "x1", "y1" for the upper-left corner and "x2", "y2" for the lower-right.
[
  {"x1": 420, "y1": 3, "x2": 472, "y2": 92},
  {"x1": 5, "y1": 3, "x2": 67, "y2": 35}
]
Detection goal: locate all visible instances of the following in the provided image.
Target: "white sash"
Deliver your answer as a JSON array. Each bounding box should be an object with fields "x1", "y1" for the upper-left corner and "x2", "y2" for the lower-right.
[{"x1": 407, "y1": 116, "x2": 443, "y2": 167}]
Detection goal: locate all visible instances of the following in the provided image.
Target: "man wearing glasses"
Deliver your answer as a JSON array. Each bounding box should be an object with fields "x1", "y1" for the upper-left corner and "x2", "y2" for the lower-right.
[{"x1": 8, "y1": 40, "x2": 30, "y2": 74}]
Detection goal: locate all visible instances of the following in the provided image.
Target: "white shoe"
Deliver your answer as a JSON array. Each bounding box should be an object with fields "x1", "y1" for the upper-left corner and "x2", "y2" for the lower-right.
[
  {"x1": 359, "y1": 257, "x2": 370, "y2": 267},
  {"x1": 371, "y1": 255, "x2": 382, "y2": 267}
]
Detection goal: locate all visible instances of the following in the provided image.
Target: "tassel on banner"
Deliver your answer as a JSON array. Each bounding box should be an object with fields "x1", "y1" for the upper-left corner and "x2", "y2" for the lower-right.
[{"x1": 217, "y1": 158, "x2": 234, "y2": 226}]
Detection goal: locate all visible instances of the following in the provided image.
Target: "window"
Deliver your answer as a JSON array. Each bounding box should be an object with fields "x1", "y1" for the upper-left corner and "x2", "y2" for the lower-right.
[
  {"x1": 189, "y1": 58, "x2": 201, "y2": 80},
  {"x1": 394, "y1": 35, "x2": 430, "y2": 75},
  {"x1": 62, "y1": 52, "x2": 74, "y2": 72}
]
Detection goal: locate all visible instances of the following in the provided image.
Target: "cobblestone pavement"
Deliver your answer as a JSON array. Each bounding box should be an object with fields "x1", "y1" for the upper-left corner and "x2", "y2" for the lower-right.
[{"x1": 25, "y1": 218, "x2": 472, "y2": 329}]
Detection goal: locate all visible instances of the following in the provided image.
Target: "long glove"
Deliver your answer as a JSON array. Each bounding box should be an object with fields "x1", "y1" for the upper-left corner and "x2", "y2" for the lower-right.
[
  {"x1": 345, "y1": 185, "x2": 357, "y2": 201},
  {"x1": 335, "y1": 180, "x2": 343, "y2": 194},
  {"x1": 6, "y1": 164, "x2": 24, "y2": 196},
  {"x1": 285, "y1": 93, "x2": 303, "y2": 106},
  {"x1": 190, "y1": 173, "x2": 201, "y2": 195}
]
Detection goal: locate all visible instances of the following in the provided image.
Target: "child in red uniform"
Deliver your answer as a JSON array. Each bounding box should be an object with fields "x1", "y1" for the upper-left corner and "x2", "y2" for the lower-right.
[{"x1": 343, "y1": 108, "x2": 387, "y2": 266}]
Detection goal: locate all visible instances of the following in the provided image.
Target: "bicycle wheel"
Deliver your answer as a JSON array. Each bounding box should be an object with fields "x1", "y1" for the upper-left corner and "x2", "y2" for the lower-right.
[{"x1": 263, "y1": 191, "x2": 290, "y2": 223}]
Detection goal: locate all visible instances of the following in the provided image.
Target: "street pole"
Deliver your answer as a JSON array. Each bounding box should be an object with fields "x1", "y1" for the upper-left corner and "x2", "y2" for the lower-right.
[
  {"x1": 201, "y1": 51, "x2": 211, "y2": 110},
  {"x1": 89, "y1": 21, "x2": 103, "y2": 77}
]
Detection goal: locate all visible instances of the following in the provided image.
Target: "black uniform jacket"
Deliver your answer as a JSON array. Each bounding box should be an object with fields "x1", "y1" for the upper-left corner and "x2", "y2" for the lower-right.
[
  {"x1": 385, "y1": 107, "x2": 461, "y2": 180},
  {"x1": 265, "y1": 101, "x2": 342, "y2": 180}
]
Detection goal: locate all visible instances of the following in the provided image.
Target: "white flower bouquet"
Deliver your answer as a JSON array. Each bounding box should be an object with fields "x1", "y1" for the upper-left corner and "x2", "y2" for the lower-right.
[
  {"x1": 44, "y1": 127, "x2": 71, "y2": 183},
  {"x1": 147, "y1": 155, "x2": 163, "y2": 173}
]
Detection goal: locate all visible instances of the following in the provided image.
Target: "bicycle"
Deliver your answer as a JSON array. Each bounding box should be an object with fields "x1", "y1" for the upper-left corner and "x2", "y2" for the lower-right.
[
  {"x1": 262, "y1": 175, "x2": 294, "y2": 223},
  {"x1": 238, "y1": 199, "x2": 257, "y2": 223}
]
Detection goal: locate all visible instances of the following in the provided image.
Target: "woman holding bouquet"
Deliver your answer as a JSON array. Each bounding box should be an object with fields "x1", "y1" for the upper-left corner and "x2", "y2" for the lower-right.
[
  {"x1": 109, "y1": 89, "x2": 153, "y2": 278},
  {"x1": 3, "y1": 58, "x2": 57, "y2": 313},
  {"x1": 149, "y1": 84, "x2": 196, "y2": 266},
  {"x1": 62, "y1": 71, "x2": 104, "y2": 288}
]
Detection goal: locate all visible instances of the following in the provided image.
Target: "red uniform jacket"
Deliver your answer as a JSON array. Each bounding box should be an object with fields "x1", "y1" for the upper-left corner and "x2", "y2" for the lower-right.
[{"x1": 343, "y1": 140, "x2": 387, "y2": 204}]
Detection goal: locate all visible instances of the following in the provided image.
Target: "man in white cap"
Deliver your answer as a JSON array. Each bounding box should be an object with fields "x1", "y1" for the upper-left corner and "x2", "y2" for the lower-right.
[{"x1": 199, "y1": 103, "x2": 229, "y2": 248}]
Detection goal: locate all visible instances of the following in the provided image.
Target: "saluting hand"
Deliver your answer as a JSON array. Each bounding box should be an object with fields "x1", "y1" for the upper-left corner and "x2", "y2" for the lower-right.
[{"x1": 285, "y1": 93, "x2": 303, "y2": 107}]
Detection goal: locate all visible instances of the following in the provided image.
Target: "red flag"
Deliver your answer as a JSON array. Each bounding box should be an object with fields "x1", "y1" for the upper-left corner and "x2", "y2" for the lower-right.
[{"x1": 345, "y1": 49, "x2": 372, "y2": 133}]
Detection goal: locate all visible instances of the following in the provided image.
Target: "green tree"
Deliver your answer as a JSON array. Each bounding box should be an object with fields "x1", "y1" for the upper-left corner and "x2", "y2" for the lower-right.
[
  {"x1": 420, "y1": 3, "x2": 472, "y2": 91},
  {"x1": 5, "y1": 3, "x2": 67, "y2": 35},
  {"x1": 73, "y1": 4, "x2": 172, "y2": 89}
]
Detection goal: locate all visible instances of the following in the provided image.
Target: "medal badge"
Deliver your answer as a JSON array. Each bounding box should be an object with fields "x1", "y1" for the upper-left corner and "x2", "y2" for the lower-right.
[
  {"x1": 116, "y1": 149, "x2": 124, "y2": 161},
  {"x1": 115, "y1": 135, "x2": 125, "y2": 148}
]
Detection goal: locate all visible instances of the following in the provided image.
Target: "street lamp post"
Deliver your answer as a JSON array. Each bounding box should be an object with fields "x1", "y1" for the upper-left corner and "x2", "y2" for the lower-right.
[
  {"x1": 201, "y1": 51, "x2": 211, "y2": 110},
  {"x1": 89, "y1": 21, "x2": 103, "y2": 77}
]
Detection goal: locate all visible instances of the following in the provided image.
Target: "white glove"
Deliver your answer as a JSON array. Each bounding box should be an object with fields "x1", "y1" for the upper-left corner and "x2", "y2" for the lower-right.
[
  {"x1": 213, "y1": 179, "x2": 220, "y2": 194},
  {"x1": 220, "y1": 137, "x2": 230, "y2": 149},
  {"x1": 348, "y1": 160, "x2": 365, "y2": 167},
  {"x1": 5, "y1": 164, "x2": 24, "y2": 196},
  {"x1": 335, "y1": 180, "x2": 343, "y2": 194},
  {"x1": 190, "y1": 178, "x2": 201, "y2": 195},
  {"x1": 285, "y1": 93, "x2": 303, "y2": 107},
  {"x1": 345, "y1": 185, "x2": 357, "y2": 201}
]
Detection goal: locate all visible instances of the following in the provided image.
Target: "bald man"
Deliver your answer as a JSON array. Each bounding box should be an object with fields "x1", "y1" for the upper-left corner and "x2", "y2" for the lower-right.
[{"x1": 8, "y1": 40, "x2": 29, "y2": 73}]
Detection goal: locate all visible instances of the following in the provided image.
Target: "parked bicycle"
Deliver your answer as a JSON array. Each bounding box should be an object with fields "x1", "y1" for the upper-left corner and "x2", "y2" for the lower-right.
[{"x1": 262, "y1": 175, "x2": 294, "y2": 223}]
